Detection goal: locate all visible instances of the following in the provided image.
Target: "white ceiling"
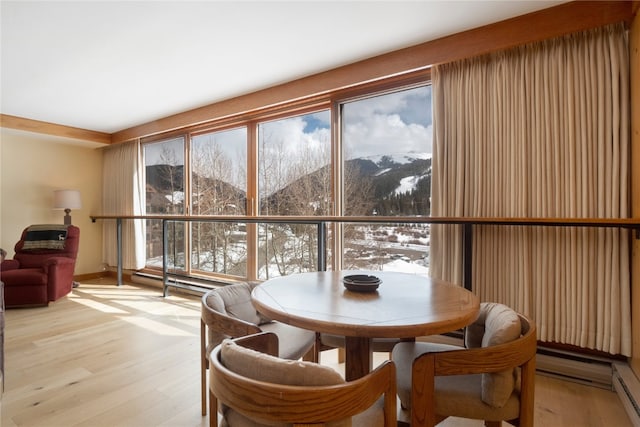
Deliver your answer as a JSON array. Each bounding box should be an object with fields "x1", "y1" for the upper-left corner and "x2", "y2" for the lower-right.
[{"x1": 1, "y1": 1, "x2": 565, "y2": 135}]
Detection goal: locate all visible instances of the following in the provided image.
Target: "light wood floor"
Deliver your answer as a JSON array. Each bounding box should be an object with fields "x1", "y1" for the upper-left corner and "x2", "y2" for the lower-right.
[{"x1": 1, "y1": 277, "x2": 633, "y2": 427}]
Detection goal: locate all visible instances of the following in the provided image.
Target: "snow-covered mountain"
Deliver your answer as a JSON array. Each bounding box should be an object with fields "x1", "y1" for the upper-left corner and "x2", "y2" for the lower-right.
[
  {"x1": 146, "y1": 151, "x2": 432, "y2": 216},
  {"x1": 348, "y1": 153, "x2": 432, "y2": 215},
  {"x1": 362, "y1": 152, "x2": 432, "y2": 166}
]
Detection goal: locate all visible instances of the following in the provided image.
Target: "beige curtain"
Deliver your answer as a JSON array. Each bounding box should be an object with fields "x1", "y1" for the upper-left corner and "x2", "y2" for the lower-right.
[
  {"x1": 431, "y1": 24, "x2": 631, "y2": 355},
  {"x1": 102, "y1": 140, "x2": 146, "y2": 270}
]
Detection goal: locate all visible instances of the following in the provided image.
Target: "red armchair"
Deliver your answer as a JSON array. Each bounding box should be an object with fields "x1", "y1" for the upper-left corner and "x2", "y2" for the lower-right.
[{"x1": 0, "y1": 225, "x2": 80, "y2": 307}]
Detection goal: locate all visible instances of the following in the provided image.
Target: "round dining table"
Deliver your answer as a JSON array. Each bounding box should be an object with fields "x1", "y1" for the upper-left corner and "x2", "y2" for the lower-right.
[{"x1": 251, "y1": 270, "x2": 480, "y2": 381}]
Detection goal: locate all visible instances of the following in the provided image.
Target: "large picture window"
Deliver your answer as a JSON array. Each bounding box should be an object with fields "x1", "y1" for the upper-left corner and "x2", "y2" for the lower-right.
[
  {"x1": 144, "y1": 136, "x2": 185, "y2": 271},
  {"x1": 142, "y1": 83, "x2": 433, "y2": 282},
  {"x1": 257, "y1": 110, "x2": 332, "y2": 279},
  {"x1": 191, "y1": 127, "x2": 248, "y2": 277},
  {"x1": 341, "y1": 86, "x2": 432, "y2": 273}
]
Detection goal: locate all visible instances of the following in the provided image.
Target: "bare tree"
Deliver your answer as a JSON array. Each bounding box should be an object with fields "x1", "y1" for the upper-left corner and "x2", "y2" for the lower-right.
[
  {"x1": 341, "y1": 159, "x2": 379, "y2": 270},
  {"x1": 258, "y1": 129, "x2": 332, "y2": 277},
  {"x1": 191, "y1": 138, "x2": 247, "y2": 275},
  {"x1": 149, "y1": 145, "x2": 186, "y2": 270}
]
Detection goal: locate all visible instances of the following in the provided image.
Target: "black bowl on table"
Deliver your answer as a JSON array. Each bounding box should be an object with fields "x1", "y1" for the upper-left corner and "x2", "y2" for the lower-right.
[{"x1": 342, "y1": 274, "x2": 381, "y2": 292}]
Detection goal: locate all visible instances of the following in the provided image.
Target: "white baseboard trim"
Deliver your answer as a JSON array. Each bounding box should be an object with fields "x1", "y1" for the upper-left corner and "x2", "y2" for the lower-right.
[{"x1": 613, "y1": 363, "x2": 640, "y2": 427}]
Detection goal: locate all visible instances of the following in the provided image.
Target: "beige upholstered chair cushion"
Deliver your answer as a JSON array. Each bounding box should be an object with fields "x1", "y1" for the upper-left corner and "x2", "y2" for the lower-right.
[
  {"x1": 221, "y1": 338, "x2": 344, "y2": 386},
  {"x1": 393, "y1": 342, "x2": 521, "y2": 421},
  {"x1": 220, "y1": 339, "x2": 380, "y2": 427},
  {"x1": 258, "y1": 321, "x2": 317, "y2": 360},
  {"x1": 465, "y1": 302, "x2": 522, "y2": 408},
  {"x1": 393, "y1": 302, "x2": 523, "y2": 412},
  {"x1": 205, "y1": 282, "x2": 266, "y2": 326},
  {"x1": 431, "y1": 373, "x2": 520, "y2": 421},
  {"x1": 465, "y1": 302, "x2": 522, "y2": 348},
  {"x1": 203, "y1": 283, "x2": 315, "y2": 365},
  {"x1": 393, "y1": 341, "x2": 462, "y2": 409},
  {"x1": 205, "y1": 283, "x2": 260, "y2": 353}
]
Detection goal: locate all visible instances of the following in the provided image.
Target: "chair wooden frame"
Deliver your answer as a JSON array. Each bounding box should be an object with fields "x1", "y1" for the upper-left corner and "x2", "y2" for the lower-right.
[
  {"x1": 408, "y1": 314, "x2": 536, "y2": 427},
  {"x1": 209, "y1": 332, "x2": 397, "y2": 427},
  {"x1": 200, "y1": 294, "x2": 262, "y2": 415},
  {"x1": 200, "y1": 288, "x2": 316, "y2": 417}
]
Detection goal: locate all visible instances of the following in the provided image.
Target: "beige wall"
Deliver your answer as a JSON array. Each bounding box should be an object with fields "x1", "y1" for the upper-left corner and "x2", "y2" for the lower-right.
[{"x1": 0, "y1": 129, "x2": 104, "y2": 275}]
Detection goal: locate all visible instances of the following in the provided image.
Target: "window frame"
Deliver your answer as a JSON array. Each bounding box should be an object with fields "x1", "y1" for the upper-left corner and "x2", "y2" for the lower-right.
[{"x1": 141, "y1": 70, "x2": 432, "y2": 281}]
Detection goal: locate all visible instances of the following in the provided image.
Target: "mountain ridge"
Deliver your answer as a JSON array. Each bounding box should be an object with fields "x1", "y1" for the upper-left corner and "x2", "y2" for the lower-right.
[{"x1": 146, "y1": 153, "x2": 431, "y2": 216}]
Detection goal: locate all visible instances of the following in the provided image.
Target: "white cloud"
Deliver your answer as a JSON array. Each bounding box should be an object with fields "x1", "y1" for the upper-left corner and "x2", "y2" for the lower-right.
[
  {"x1": 261, "y1": 114, "x2": 329, "y2": 156},
  {"x1": 343, "y1": 87, "x2": 432, "y2": 159}
]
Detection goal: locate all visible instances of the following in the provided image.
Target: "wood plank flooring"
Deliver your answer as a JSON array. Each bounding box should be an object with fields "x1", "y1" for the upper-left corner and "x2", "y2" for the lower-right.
[{"x1": 1, "y1": 278, "x2": 633, "y2": 427}]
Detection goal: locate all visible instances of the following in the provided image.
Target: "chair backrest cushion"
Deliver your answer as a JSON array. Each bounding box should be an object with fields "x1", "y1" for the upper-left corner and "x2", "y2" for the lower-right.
[
  {"x1": 205, "y1": 283, "x2": 259, "y2": 353},
  {"x1": 464, "y1": 302, "x2": 522, "y2": 408},
  {"x1": 220, "y1": 339, "x2": 347, "y2": 426},
  {"x1": 14, "y1": 225, "x2": 80, "y2": 268},
  {"x1": 205, "y1": 283, "x2": 276, "y2": 356},
  {"x1": 206, "y1": 282, "x2": 271, "y2": 323},
  {"x1": 207, "y1": 283, "x2": 262, "y2": 324}
]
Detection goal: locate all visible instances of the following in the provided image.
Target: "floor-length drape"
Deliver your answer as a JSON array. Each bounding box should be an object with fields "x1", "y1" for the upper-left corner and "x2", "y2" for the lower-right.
[
  {"x1": 102, "y1": 140, "x2": 146, "y2": 270},
  {"x1": 430, "y1": 24, "x2": 631, "y2": 355}
]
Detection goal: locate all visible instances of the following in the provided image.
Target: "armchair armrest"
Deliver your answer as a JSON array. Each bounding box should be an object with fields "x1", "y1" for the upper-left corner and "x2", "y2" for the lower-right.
[
  {"x1": 0, "y1": 259, "x2": 19, "y2": 271},
  {"x1": 201, "y1": 302, "x2": 263, "y2": 338},
  {"x1": 410, "y1": 316, "x2": 537, "y2": 427},
  {"x1": 42, "y1": 256, "x2": 75, "y2": 268},
  {"x1": 42, "y1": 256, "x2": 77, "y2": 300},
  {"x1": 42, "y1": 256, "x2": 76, "y2": 280},
  {"x1": 417, "y1": 329, "x2": 537, "y2": 377}
]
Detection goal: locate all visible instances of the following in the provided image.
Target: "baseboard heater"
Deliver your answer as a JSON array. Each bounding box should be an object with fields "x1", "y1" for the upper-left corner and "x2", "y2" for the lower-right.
[
  {"x1": 132, "y1": 271, "x2": 246, "y2": 297},
  {"x1": 535, "y1": 346, "x2": 614, "y2": 389},
  {"x1": 517, "y1": 345, "x2": 640, "y2": 425},
  {"x1": 613, "y1": 363, "x2": 640, "y2": 426}
]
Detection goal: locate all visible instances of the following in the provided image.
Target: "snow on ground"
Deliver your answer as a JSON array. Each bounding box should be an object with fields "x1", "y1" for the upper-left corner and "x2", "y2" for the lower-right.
[
  {"x1": 382, "y1": 259, "x2": 429, "y2": 275},
  {"x1": 152, "y1": 223, "x2": 431, "y2": 279}
]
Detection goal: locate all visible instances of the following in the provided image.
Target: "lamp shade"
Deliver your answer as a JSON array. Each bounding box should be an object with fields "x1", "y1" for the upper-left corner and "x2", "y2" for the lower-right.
[{"x1": 53, "y1": 190, "x2": 82, "y2": 210}]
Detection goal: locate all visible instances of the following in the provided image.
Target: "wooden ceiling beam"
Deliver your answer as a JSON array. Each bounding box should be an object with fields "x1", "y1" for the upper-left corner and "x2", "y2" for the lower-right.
[{"x1": 0, "y1": 114, "x2": 111, "y2": 145}]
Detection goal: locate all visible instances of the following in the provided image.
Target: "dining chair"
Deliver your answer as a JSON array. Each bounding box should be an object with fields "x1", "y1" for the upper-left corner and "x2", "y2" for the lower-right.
[
  {"x1": 392, "y1": 302, "x2": 537, "y2": 427},
  {"x1": 209, "y1": 331, "x2": 397, "y2": 427},
  {"x1": 200, "y1": 282, "x2": 316, "y2": 417}
]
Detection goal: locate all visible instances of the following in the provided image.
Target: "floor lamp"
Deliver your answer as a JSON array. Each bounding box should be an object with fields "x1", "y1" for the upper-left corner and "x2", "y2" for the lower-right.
[{"x1": 53, "y1": 189, "x2": 82, "y2": 287}]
